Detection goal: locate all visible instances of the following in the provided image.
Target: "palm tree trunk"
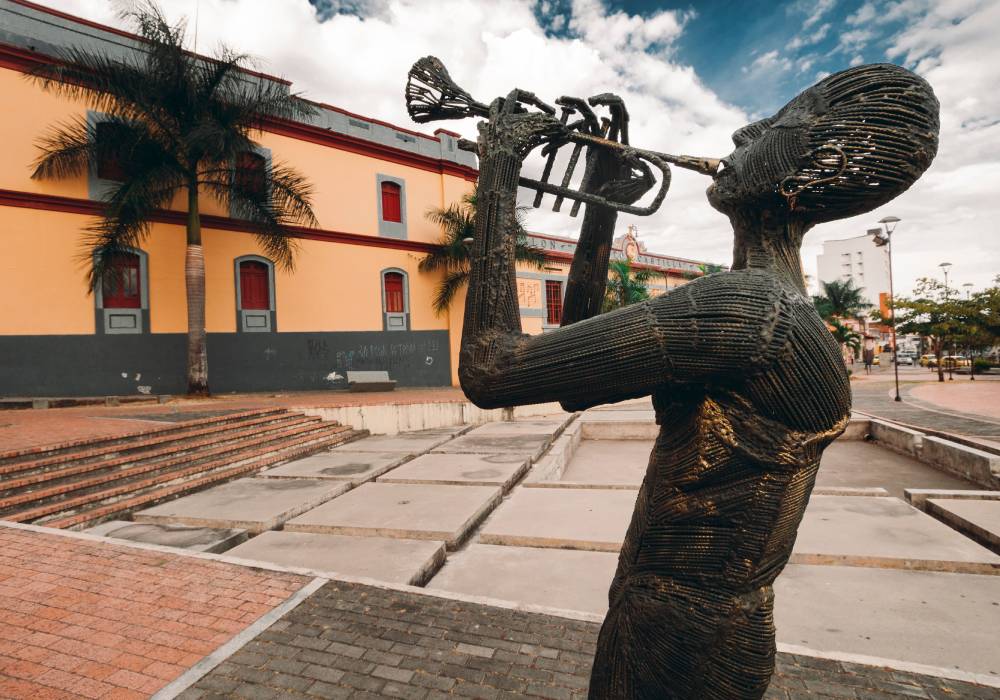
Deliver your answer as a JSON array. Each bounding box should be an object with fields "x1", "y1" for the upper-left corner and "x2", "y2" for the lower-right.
[{"x1": 185, "y1": 180, "x2": 209, "y2": 396}]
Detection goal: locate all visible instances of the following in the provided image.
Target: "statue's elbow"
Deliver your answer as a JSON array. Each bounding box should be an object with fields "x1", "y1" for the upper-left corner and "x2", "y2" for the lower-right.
[{"x1": 458, "y1": 365, "x2": 501, "y2": 410}]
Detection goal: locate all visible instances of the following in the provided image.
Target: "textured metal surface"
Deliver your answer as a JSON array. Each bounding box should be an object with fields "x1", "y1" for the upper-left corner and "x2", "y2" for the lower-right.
[{"x1": 408, "y1": 60, "x2": 939, "y2": 699}]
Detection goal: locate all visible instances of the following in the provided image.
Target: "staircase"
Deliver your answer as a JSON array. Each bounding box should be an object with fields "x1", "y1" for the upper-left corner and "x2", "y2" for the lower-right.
[{"x1": 0, "y1": 408, "x2": 366, "y2": 530}]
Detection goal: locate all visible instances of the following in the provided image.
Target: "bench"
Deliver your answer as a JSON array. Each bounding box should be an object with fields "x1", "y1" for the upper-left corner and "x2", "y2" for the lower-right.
[{"x1": 346, "y1": 371, "x2": 397, "y2": 393}]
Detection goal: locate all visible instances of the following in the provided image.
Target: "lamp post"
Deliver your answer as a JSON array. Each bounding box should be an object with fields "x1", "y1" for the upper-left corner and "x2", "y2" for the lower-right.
[
  {"x1": 939, "y1": 262, "x2": 952, "y2": 296},
  {"x1": 962, "y1": 282, "x2": 973, "y2": 299},
  {"x1": 939, "y1": 261, "x2": 954, "y2": 380},
  {"x1": 872, "y1": 215, "x2": 901, "y2": 401}
]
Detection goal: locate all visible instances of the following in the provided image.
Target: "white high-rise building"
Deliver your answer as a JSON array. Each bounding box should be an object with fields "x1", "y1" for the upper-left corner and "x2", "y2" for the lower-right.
[{"x1": 815, "y1": 233, "x2": 890, "y2": 309}]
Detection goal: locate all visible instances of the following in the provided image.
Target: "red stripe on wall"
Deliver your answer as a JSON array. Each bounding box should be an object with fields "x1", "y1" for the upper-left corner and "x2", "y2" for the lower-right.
[{"x1": 0, "y1": 188, "x2": 439, "y2": 254}]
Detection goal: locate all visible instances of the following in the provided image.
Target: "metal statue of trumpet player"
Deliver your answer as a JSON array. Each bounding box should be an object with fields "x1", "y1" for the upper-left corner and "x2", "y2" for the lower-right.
[{"x1": 405, "y1": 57, "x2": 939, "y2": 699}]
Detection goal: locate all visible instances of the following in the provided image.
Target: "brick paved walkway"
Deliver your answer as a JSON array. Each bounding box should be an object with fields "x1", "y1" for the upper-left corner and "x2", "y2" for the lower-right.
[
  {"x1": 0, "y1": 388, "x2": 465, "y2": 453},
  {"x1": 0, "y1": 527, "x2": 309, "y2": 699},
  {"x1": 181, "y1": 581, "x2": 1000, "y2": 700}
]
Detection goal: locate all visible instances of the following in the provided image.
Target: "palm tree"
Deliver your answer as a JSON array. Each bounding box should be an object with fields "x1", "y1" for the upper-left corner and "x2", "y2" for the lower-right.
[
  {"x1": 813, "y1": 279, "x2": 873, "y2": 362},
  {"x1": 30, "y1": 2, "x2": 318, "y2": 395},
  {"x1": 829, "y1": 318, "x2": 862, "y2": 356},
  {"x1": 420, "y1": 192, "x2": 545, "y2": 314},
  {"x1": 603, "y1": 259, "x2": 661, "y2": 312},
  {"x1": 813, "y1": 279, "x2": 873, "y2": 321}
]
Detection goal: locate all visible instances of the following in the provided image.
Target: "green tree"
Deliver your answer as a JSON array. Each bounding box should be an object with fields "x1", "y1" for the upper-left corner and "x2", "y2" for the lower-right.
[
  {"x1": 603, "y1": 259, "x2": 661, "y2": 312},
  {"x1": 419, "y1": 192, "x2": 545, "y2": 314},
  {"x1": 30, "y1": 2, "x2": 318, "y2": 395},
  {"x1": 894, "y1": 278, "x2": 966, "y2": 382},
  {"x1": 698, "y1": 262, "x2": 726, "y2": 275}
]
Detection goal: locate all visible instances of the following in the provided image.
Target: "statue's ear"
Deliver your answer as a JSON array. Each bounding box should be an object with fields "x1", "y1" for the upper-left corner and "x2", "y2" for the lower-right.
[{"x1": 778, "y1": 145, "x2": 847, "y2": 211}]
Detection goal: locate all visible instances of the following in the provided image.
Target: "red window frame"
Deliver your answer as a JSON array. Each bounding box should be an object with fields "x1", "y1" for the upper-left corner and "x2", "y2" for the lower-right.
[
  {"x1": 380, "y1": 181, "x2": 402, "y2": 223},
  {"x1": 95, "y1": 122, "x2": 126, "y2": 182},
  {"x1": 102, "y1": 253, "x2": 141, "y2": 309},
  {"x1": 545, "y1": 280, "x2": 563, "y2": 325},
  {"x1": 383, "y1": 272, "x2": 405, "y2": 313},
  {"x1": 239, "y1": 260, "x2": 270, "y2": 310},
  {"x1": 235, "y1": 151, "x2": 267, "y2": 199}
]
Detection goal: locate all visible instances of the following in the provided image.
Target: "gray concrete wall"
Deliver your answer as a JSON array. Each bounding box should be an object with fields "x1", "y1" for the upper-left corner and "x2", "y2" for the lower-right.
[{"x1": 0, "y1": 330, "x2": 451, "y2": 396}]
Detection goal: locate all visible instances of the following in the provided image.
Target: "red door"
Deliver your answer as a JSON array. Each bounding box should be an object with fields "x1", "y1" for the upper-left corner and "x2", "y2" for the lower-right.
[
  {"x1": 384, "y1": 272, "x2": 404, "y2": 312},
  {"x1": 381, "y1": 181, "x2": 402, "y2": 223},
  {"x1": 240, "y1": 261, "x2": 270, "y2": 310},
  {"x1": 102, "y1": 253, "x2": 141, "y2": 308}
]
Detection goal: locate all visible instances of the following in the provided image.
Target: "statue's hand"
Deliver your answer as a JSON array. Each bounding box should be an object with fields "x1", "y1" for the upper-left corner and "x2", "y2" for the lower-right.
[
  {"x1": 576, "y1": 93, "x2": 654, "y2": 206},
  {"x1": 479, "y1": 89, "x2": 568, "y2": 159}
]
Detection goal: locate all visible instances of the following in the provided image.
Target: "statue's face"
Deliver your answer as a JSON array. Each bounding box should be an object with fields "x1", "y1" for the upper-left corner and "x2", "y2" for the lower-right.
[{"x1": 707, "y1": 88, "x2": 820, "y2": 216}]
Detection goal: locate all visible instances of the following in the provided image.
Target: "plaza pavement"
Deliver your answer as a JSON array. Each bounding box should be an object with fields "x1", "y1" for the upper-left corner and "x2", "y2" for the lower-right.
[{"x1": 4, "y1": 379, "x2": 1000, "y2": 697}]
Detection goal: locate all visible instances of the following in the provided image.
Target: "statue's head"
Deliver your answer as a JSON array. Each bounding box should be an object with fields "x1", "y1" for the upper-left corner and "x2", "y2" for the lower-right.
[{"x1": 707, "y1": 63, "x2": 939, "y2": 226}]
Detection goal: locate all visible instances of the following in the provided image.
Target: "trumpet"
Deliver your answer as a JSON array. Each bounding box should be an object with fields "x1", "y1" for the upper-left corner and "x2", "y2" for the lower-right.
[{"x1": 405, "y1": 56, "x2": 720, "y2": 217}]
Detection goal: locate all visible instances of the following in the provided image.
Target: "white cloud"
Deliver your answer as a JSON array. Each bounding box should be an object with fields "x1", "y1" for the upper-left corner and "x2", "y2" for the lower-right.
[
  {"x1": 847, "y1": 2, "x2": 877, "y2": 25},
  {"x1": 40, "y1": 0, "x2": 1000, "y2": 293},
  {"x1": 789, "y1": 22, "x2": 830, "y2": 51},
  {"x1": 801, "y1": 0, "x2": 837, "y2": 28},
  {"x1": 743, "y1": 50, "x2": 794, "y2": 74}
]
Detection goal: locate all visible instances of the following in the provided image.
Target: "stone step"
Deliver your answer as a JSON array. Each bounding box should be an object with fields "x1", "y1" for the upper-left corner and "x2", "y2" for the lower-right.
[
  {"x1": 0, "y1": 418, "x2": 336, "y2": 513},
  {"x1": 4, "y1": 424, "x2": 362, "y2": 526},
  {"x1": 42, "y1": 428, "x2": 368, "y2": 531},
  {"x1": 0, "y1": 412, "x2": 320, "y2": 491},
  {"x1": 0, "y1": 407, "x2": 291, "y2": 473}
]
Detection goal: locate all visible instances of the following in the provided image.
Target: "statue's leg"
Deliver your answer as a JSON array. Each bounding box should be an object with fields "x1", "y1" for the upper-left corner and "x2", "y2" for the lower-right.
[{"x1": 588, "y1": 588, "x2": 776, "y2": 699}]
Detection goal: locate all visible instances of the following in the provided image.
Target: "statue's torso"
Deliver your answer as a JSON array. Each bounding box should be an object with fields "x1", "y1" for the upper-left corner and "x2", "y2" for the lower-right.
[{"x1": 610, "y1": 281, "x2": 851, "y2": 605}]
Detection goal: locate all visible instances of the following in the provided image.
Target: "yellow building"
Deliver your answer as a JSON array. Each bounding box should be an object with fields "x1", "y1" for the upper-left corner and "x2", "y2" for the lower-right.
[{"x1": 0, "y1": 0, "x2": 713, "y2": 396}]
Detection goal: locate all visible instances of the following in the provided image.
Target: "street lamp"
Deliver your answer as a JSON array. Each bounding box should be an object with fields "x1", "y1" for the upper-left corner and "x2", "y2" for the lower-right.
[
  {"x1": 962, "y1": 282, "x2": 973, "y2": 299},
  {"x1": 939, "y1": 261, "x2": 952, "y2": 296},
  {"x1": 938, "y1": 261, "x2": 954, "y2": 380},
  {"x1": 872, "y1": 215, "x2": 901, "y2": 401}
]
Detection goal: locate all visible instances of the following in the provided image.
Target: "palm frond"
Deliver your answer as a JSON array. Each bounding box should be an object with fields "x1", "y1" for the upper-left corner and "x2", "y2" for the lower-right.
[
  {"x1": 83, "y1": 162, "x2": 183, "y2": 289},
  {"x1": 202, "y1": 160, "x2": 316, "y2": 271},
  {"x1": 433, "y1": 269, "x2": 470, "y2": 315},
  {"x1": 31, "y1": 116, "x2": 94, "y2": 180}
]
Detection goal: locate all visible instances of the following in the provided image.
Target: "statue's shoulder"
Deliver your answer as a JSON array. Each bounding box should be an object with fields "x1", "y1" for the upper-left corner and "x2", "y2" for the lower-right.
[{"x1": 673, "y1": 268, "x2": 789, "y2": 301}]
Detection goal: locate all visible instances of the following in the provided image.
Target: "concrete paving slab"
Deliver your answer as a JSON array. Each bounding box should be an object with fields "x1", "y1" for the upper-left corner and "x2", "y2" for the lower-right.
[
  {"x1": 816, "y1": 440, "x2": 976, "y2": 498},
  {"x1": 905, "y1": 488, "x2": 1000, "y2": 510},
  {"x1": 259, "y1": 451, "x2": 409, "y2": 484},
  {"x1": 792, "y1": 496, "x2": 1000, "y2": 574},
  {"x1": 811, "y1": 486, "x2": 890, "y2": 496},
  {"x1": 464, "y1": 418, "x2": 569, "y2": 437},
  {"x1": 333, "y1": 427, "x2": 464, "y2": 455},
  {"x1": 225, "y1": 531, "x2": 446, "y2": 586},
  {"x1": 378, "y1": 453, "x2": 529, "y2": 491},
  {"x1": 84, "y1": 520, "x2": 247, "y2": 553},
  {"x1": 432, "y1": 433, "x2": 553, "y2": 460},
  {"x1": 427, "y1": 544, "x2": 618, "y2": 613},
  {"x1": 134, "y1": 478, "x2": 349, "y2": 533},
  {"x1": 479, "y1": 488, "x2": 637, "y2": 551},
  {"x1": 774, "y1": 564, "x2": 1000, "y2": 677},
  {"x1": 926, "y1": 499, "x2": 1000, "y2": 552},
  {"x1": 555, "y1": 440, "x2": 650, "y2": 487},
  {"x1": 284, "y1": 482, "x2": 502, "y2": 549}
]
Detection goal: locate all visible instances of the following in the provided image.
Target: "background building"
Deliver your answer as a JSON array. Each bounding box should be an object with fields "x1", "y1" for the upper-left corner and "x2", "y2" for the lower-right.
[
  {"x1": 0, "y1": 0, "x2": 714, "y2": 396},
  {"x1": 815, "y1": 233, "x2": 890, "y2": 308}
]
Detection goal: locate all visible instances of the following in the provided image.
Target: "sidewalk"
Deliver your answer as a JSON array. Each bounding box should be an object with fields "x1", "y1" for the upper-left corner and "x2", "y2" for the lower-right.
[
  {"x1": 2, "y1": 524, "x2": 996, "y2": 700},
  {"x1": 851, "y1": 369, "x2": 1000, "y2": 442}
]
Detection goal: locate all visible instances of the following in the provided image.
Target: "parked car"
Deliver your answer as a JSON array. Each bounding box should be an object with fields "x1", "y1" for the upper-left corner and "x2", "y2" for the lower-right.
[
  {"x1": 942, "y1": 355, "x2": 971, "y2": 368},
  {"x1": 920, "y1": 354, "x2": 937, "y2": 367}
]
